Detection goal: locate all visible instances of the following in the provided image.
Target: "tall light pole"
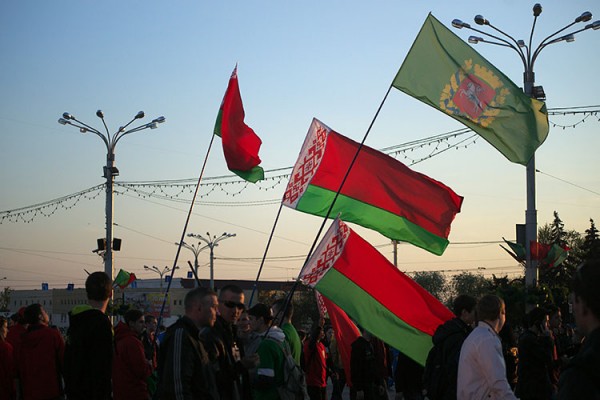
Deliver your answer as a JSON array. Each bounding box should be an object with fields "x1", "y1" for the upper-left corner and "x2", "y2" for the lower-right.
[
  {"x1": 144, "y1": 265, "x2": 177, "y2": 289},
  {"x1": 452, "y1": 4, "x2": 598, "y2": 290},
  {"x1": 187, "y1": 232, "x2": 236, "y2": 290},
  {"x1": 177, "y1": 240, "x2": 209, "y2": 286},
  {"x1": 59, "y1": 111, "x2": 165, "y2": 286}
]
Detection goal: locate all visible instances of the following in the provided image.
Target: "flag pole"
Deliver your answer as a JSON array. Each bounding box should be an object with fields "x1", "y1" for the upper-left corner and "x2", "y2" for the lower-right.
[
  {"x1": 155, "y1": 133, "x2": 217, "y2": 332},
  {"x1": 248, "y1": 196, "x2": 286, "y2": 307},
  {"x1": 272, "y1": 84, "x2": 395, "y2": 330}
]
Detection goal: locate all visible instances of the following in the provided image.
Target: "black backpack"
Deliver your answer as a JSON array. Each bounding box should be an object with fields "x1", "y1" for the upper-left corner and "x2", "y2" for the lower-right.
[{"x1": 423, "y1": 340, "x2": 445, "y2": 400}]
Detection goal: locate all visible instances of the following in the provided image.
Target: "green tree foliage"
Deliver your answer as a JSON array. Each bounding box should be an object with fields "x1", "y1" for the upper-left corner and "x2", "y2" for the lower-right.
[
  {"x1": 0, "y1": 287, "x2": 11, "y2": 311},
  {"x1": 538, "y1": 211, "x2": 583, "y2": 306},
  {"x1": 258, "y1": 287, "x2": 319, "y2": 330},
  {"x1": 490, "y1": 276, "x2": 526, "y2": 327},
  {"x1": 410, "y1": 271, "x2": 449, "y2": 304},
  {"x1": 582, "y1": 218, "x2": 600, "y2": 261},
  {"x1": 451, "y1": 272, "x2": 491, "y2": 301}
]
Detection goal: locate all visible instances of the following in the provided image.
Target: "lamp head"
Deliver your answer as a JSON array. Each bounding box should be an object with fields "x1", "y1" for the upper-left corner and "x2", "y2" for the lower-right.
[
  {"x1": 79, "y1": 128, "x2": 87, "y2": 134},
  {"x1": 135, "y1": 111, "x2": 145, "y2": 119},
  {"x1": 564, "y1": 34, "x2": 575, "y2": 43},
  {"x1": 517, "y1": 39, "x2": 526, "y2": 47},
  {"x1": 589, "y1": 20, "x2": 600, "y2": 30},
  {"x1": 152, "y1": 116, "x2": 166, "y2": 124},
  {"x1": 576, "y1": 11, "x2": 592, "y2": 23},
  {"x1": 96, "y1": 110, "x2": 104, "y2": 118},
  {"x1": 474, "y1": 15, "x2": 488, "y2": 25},
  {"x1": 468, "y1": 36, "x2": 482, "y2": 44},
  {"x1": 533, "y1": 3, "x2": 542, "y2": 17},
  {"x1": 452, "y1": 19, "x2": 470, "y2": 29},
  {"x1": 58, "y1": 118, "x2": 68, "y2": 125},
  {"x1": 62, "y1": 112, "x2": 73, "y2": 120}
]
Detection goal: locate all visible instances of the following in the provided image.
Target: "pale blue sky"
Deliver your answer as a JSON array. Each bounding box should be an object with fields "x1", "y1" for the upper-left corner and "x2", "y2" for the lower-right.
[{"x1": 1, "y1": 1, "x2": 599, "y2": 290}]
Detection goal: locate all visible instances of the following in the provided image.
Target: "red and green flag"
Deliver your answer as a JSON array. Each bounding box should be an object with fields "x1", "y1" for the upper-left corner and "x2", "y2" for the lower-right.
[
  {"x1": 299, "y1": 218, "x2": 454, "y2": 365},
  {"x1": 320, "y1": 293, "x2": 361, "y2": 387},
  {"x1": 214, "y1": 66, "x2": 264, "y2": 183},
  {"x1": 283, "y1": 118, "x2": 463, "y2": 256},
  {"x1": 393, "y1": 14, "x2": 549, "y2": 165},
  {"x1": 114, "y1": 269, "x2": 136, "y2": 289},
  {"x1": 544, "y1": 243, "x2": 569, "y2": 267},
  {"x1": 500, "y1": 237, "x2": 526, "y2": 263}
]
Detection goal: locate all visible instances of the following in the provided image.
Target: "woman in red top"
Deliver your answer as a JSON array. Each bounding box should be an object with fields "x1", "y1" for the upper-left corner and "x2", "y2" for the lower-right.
[
  {"x1": 112, "y1": 309, "x2": 152, "y2": 400},
  {"x1": 0, "y1": 316, "x2": 16, "y2": 400},
  {"x1": 18, "y1": 304, "x2": 65, "y2": 400},
  {"x1": 303, "y1": 324, "x2": 328, "y2": 400}
]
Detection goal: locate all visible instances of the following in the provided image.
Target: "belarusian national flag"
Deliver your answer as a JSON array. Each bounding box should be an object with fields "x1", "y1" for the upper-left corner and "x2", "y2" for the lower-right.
[
  {"x1": 393, "y1": 14, "x2": 549, "y2": 165},
  {"x1": 214, "y1": 66, "x2": 264, "y2": 183},
  {"x1": 320, "y1": 293, "x2": 361, "y2": 387},
  {"x1": 299, "y1": 218, "x2": 454, "y2": 365},
  {"x1": 114, "y1": 269, "x2": 136, "y2": 289},
  {"x1": 544, "y1": 243, "x2": 569, "y2": 267},
  {"x1": 283, "y1": 118, "x2": 463, "y2": 256},
  {"x1": 500, "y1": 237, "x2": 526, "y2": 263}
]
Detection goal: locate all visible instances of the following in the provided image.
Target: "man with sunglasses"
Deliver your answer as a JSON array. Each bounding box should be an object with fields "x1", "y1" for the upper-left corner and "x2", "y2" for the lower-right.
[{"x1": 203, "y1": 284, "x2": 257, "y2": 400}]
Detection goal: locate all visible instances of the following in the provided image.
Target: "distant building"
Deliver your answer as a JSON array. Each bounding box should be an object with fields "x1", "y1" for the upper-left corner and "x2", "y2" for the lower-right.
[{"x1": 5, "y1": 278, "x2": 296, "y2": 330}]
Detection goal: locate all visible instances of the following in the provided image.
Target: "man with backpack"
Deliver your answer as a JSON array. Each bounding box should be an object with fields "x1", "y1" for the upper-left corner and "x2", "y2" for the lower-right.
[{"x1": 424, "y1": 294, "x2": 476, "y2": 400}]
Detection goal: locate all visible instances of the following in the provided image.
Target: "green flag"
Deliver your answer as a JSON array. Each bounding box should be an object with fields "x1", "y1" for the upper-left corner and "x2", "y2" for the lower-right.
[{"x1": 393, "y1": 14, "x2": 549, "y2": 165}]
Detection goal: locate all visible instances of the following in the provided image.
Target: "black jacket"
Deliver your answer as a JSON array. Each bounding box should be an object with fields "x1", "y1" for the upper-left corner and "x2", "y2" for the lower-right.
[
  {"x1": 516, "y1": 329, "x2": 554, "y2": 400},
  {"x1": 63, "y1": 305, "x2": 113, "y2": 400},
  {"x1": 155, "y1": 316, "x2": 219, "y2": 400},
  {"x1": 558, "y1": 327, "x2": 600, "y2": 400},
  {"x1": 201, "y1": 316, "x2": 246, "y2": 400},
  {"x1": 431, "y1": 317, "x2": 472, "y2": 400}
]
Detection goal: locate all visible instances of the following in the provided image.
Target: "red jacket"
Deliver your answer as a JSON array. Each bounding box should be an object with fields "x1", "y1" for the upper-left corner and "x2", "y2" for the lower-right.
[
  {"x1": 6, "y1": 323, "x2": 26, "y2": 352},
  {"x1": 0, "y1": 339, "x2": 15, "y2": 400},
  {"x1": 304, "y1": 340, "x2": 327, "y2": 387},
  {"x1": 112, "y1": 321, "x2": 151, "y2": 400},
  {"x1": 18, "y1": 324, "x2": 64, "y2": 400}
]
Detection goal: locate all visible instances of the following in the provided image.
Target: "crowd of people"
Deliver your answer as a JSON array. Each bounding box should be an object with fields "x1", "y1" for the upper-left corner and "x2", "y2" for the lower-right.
[{"x1": 0, "y1": 258, "x2": 598, "y2": 399}]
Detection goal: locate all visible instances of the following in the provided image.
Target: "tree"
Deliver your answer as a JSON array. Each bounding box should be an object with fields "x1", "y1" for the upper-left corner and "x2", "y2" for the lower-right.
[
  {"x1": 582, "y1": 218, "x2": 600, "y2": 261},
  {"x1": 0, "y1": 287, "x2": 10, "y2": 311},
  {"x1": 538, "y1": 211, "x2": 583, "y2": 307},
  {"x1": 409, "y1": 271, "x2": 449, "y2": 304},
  {"x1": 451, "y1": 272, "x2": 491, "y2": 301}
]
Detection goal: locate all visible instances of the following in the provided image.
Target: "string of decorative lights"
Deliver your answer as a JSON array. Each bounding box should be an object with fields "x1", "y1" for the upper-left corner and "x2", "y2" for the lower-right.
[{"x1": 2, "y1": 106, "x2": 597, "y2": 224}]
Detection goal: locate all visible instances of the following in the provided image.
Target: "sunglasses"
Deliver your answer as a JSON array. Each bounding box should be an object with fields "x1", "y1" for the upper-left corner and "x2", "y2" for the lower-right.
[{"x1": 223, "y1": 301, "x2": 245, "y2": 310}]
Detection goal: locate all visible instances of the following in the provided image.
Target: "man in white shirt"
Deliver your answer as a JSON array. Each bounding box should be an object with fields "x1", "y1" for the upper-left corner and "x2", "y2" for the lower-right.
[{"x1": 457, "y1": 294, "x2": 517, "y2": 400}]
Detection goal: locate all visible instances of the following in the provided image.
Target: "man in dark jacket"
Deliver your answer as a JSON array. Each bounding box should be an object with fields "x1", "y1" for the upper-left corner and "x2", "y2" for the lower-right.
[
  {"x1": 559, "y1": 259, "x2": 600, "y2": 399},
  {"x1": 155, "y1": 287, "x2": 219, "y2": 400},
  {"x1": 202, "y1": 284, "x2": 254, "y2": 400},
  {"x1": 516, "y1": 307, "x2": 554, "y2": 400},
  {"x1": 426, "y1": 294, "x2": 476, "y2": 400},
  {"x1": 64, "y1": 271, "x2": 113, "y2": 400}
]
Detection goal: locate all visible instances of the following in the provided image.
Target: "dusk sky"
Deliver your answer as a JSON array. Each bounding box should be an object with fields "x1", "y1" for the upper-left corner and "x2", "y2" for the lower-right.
[{"x1": 1, "y1": 1, "x2": 598, "y2": 290}]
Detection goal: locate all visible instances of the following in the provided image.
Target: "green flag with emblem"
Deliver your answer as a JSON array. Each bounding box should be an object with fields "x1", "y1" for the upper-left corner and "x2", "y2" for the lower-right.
[{"x1": 393, "y1": 14, "x2": 549, "y2": 165}]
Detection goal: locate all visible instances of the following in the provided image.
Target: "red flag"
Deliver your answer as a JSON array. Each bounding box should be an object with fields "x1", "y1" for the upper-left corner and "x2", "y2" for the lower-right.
[
  {"x1": 321, "y1": 294, "x2": 361, "y2": 387},
  {"x1": 530, "y1": 241, "x2": 551, "y2": 260},
  {"x1": 214, "y1": 66, "x2": 264, "y2": 183}
]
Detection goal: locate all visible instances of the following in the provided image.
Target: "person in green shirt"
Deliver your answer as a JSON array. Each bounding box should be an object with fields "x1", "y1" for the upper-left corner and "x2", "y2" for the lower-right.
[
  {"x1": 271, "y1": 298, "x2": 302, "y2": 366},
  {"x1": 248, "y1": 303, "x2": 286, "y2": 400}
]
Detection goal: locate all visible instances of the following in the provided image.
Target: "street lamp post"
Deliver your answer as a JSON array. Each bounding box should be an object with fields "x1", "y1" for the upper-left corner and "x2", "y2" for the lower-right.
[
  {"x1": 452, "y1": 4, "x2": 598, "y2": 290},
  {"x1": 59, "y1": 111, "x2": 165, "y2": 286},
  {"x1": 144, "y1": 265, "x2": 177, "y2": 289},
  {"x1": 187, "y1": 232, "x2": 236, "y2": 290},
  {"x1": 177, "y1": 240, "x2": 209, "y2": 287}
]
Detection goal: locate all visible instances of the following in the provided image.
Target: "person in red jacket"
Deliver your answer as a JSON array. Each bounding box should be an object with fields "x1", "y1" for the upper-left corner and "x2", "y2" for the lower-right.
[
  {"x1": 113, "y1": 309, "x2": 152, "y2": 400},
  {"x1": 5, "y1": 308, "x2": 27, "y2": 352},
  {"x1": 304, "y1": 324, "x2": 328, "y2": 400},
  {"x1": 0, "y1": 316, "x2": 16, "y2": 400},
  {"x1": 17, "y1": 304, "x2": 65, "y2": 400}
]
